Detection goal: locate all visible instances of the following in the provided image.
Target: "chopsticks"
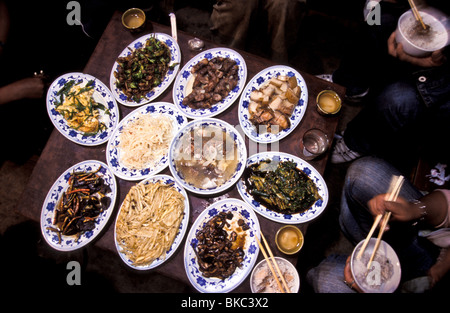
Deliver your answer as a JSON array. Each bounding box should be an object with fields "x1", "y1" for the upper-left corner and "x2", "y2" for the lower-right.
[
  {"x1": 255, "y1": 232, "x2": 290, "y2": 293},
  {"x1": 408, "y1": 0, "x2": 428, "y2": 30},
  {"x1": 357, "y1": 175, "x2": 404, "y2": 269},
  {"x1": 169, "y1": 13, "x2": 178, "y2": 42}
]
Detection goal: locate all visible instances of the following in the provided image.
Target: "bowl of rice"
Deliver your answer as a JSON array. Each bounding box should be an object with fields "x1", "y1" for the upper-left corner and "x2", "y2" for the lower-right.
[
  {"x1": 395, "y1": 9, "x2": 449, "y2": 57},
  {"x1": 350, "y1": 238, "x2": 401, "y2": 293},
  {"x1": 250, "y1": 257, "x2": 300, "y2": 293}
]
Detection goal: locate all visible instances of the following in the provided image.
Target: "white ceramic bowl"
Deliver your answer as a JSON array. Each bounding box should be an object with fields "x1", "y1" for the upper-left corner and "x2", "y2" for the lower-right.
[
  {"x1": 168, "y1": 118, "x2": 247, "y2": 195},
  {"x1": 396, "y1": 9, "x2": 448, "y2": 57},
  {"x1": 350, "y1": 238, "x2": 401, "y2": 293},
  {"x1": 250, "y1": 257, "x2": 300, "y2": 293}
]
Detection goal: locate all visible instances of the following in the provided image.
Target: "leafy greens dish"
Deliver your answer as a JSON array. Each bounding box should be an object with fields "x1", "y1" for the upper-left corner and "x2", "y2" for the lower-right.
[{"x1": 243, "y1": 159, "x2": 322, "y2": 215}]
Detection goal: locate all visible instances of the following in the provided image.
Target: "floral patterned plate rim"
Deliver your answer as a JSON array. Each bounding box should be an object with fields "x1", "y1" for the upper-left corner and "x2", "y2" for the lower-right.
[
  {"x1": 106, "y1": 102, "x2": 188, "y2": 181},
  {"x1": 114, "y1": 174, "x2": 190, "y2": 270},
  {"x1": 236, "y1": 151, "x2": 328, "y2": 224},
  {"x1": 40, "y1": 160, "x2": 117, "y2": 251},
  {"x1": 184, "y1": 198, "x2": 260, "y2": 293},
  {"x1": 46, "y1": 72, "x2": 119, "y2": 146},
  {"x1": 109, "y1": 33, "x2": 181, "y2": 107},
  {"x1": 168, "y1": 117, "x2": 247, "y2": 195},
  {"x1": 172, "y1": 47, "x2": 247, "y2": 119},
  {"x1": 238, "y1": 65, "x2": 308, "y2": 143}
]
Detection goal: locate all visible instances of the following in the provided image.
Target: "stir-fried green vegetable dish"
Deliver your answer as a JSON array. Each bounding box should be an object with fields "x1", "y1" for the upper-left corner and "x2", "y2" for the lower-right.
[{"x1": 243, "y1": 159, "x2": 322, "y2": 214}]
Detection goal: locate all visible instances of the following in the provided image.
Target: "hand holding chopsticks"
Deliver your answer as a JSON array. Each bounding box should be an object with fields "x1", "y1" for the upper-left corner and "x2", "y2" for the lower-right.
[
  {"x1": 255, "y1": 232, "x2": 290, "y2": 293},
  {"x1": 357, "y1": 175, "x2": 405, "y2": 270}
]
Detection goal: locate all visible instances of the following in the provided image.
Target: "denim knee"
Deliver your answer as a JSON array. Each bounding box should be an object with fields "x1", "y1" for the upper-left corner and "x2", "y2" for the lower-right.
[{"x1": 375, "y1": 81, "x2": 423, "y2": 130}]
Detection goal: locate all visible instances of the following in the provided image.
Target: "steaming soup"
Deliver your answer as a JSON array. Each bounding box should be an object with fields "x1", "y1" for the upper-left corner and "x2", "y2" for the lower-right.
[{"x1": 173, "y1": 125, "x2": 239, "y2": 189}]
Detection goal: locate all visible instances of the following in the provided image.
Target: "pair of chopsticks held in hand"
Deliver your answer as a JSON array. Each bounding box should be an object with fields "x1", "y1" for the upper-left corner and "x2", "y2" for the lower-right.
[
  {"x1": 255, "y1": 233, "x2": 291, "y2": 293},
  {"x1": 357, "y1": 175, "x2": 405, "y2": 269}
]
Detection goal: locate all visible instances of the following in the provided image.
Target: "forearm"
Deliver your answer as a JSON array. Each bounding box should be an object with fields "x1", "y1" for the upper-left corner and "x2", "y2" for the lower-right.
[
  {"x1": 414, "y1": 190, "x2": 449, "y2": 228},
  {"x1": 0, "y1": 84, "x2": 21, "y2": 105}
]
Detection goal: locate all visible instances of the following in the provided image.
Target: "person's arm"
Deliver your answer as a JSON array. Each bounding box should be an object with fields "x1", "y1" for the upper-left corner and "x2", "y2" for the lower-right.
[
  {"x1": 368, "y1": 190, "x2": 449, "y2": 228},
  {"x1": 0, "y1": 77, "x2": 44, "y2": 106}
]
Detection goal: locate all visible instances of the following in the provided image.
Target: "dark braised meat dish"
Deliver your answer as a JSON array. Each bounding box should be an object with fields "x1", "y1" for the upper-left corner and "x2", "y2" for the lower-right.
[
  {"x1": 194, "y1": 211, "x2": 249, "y2": 279},
  {"x1": 47, "y1": 167, "x2": 112, "y2": 243},
  {"x1": 114, "y1": 36, "x2": 173, "y2": 102},
  {"x1": 182, "y1": 57, "x2": 239, "y2": 109},
  {"x1": 243, "y1": 159, "x2": 321, "y2": 214}
]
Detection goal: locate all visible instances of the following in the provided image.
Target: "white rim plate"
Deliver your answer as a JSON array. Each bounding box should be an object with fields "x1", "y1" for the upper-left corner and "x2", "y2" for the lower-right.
[
  {"x1": 184, "y1": 198, "x2": 260, "y2": 293},
  {"x1": 40, "y1": 160, "x2": 117, "y2": 251},
  {"x1": 106, "y1": 102, "x2": 188, "y2": 181},
  {"x1": 114, "y1": 174, "x2": 190, "y2": 270},
  {"x1": 109, "y1": 33, "x2": 181, "y2": 107},
  {"x1": 172, "y1": 47, "x2": 247, "y2": 119},
  {"x1": 238, "y1": 65, "x2": 308, "y2": 143},
  {"x1": 237, "y1": 151, "x2": 328, "y2": 224},
  {"x1": 46, "y1": 72, "x2": 119, "y2": 146},
  {"x1": 168, "y1": 118, "x2": 247, "y2": 195}
]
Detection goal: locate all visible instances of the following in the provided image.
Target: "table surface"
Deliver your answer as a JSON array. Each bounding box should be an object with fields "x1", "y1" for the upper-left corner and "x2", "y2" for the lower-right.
[{"x1": 16, "y1": 11, "x2": 345, "y2": 293}]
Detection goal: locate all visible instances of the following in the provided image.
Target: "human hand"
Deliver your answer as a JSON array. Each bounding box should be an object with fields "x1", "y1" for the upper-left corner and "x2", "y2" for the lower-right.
[
  {"x1": 344, "y1": 256, "x2": 363, "y2": 292},
  {"x1": 367, "y1": 194, "x2": 421, "y2": 229},
  {"x1": 428, "y1": 249, "x2": 450, "y2": 288},
  {"x1": 387, "y1": 31, "x2": 446, "y2": 67}
]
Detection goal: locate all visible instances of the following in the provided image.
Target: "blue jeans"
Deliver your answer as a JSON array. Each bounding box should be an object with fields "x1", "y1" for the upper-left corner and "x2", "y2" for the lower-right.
[
  {"x1": 344, "y1": 66, "x2": 450, "y2": 173},
  {"x1": 339, "y1": 156, "x2": 440, "y2": 281}
]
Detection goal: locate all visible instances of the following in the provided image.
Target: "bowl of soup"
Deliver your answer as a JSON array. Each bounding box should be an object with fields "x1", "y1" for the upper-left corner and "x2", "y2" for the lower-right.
[{"x1": 168, "y1": 118, "x2": 247, "y2": 195}]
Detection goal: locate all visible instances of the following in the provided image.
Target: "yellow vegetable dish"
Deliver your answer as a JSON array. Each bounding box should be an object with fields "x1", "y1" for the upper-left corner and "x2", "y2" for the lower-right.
[{"x1": 55, "y1": 80, "x2": 109, "y2": 135}]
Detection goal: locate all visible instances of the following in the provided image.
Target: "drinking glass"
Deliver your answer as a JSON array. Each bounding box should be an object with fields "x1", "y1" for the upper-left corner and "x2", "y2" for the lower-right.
[{"x1": 301, "y1": 128, "x2": 330, "y2": 160}]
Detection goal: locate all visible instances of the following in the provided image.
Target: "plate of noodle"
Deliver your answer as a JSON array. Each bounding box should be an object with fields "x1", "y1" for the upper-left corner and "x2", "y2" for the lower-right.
[
  {"x1": 114, "y1": 174, "x2": 190, "y2": 270},
  {"x1": 46, "y1": 72, "x2": 119, "y2": 146},
  {"x1": 106, "y1": 102, "x2": 188, "y2": 181}
]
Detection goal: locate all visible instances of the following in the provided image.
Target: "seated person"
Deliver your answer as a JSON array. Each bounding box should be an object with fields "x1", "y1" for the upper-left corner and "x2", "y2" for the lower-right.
[
  {"x1": 331, "y1": 1, "x2": 450, "y2": 172},
  {"x1": 307, "y1": 156, "x2": 450, "y2": 293},
  {"x1": 210, "y1": 0, "x2": 307, "y2": 62}
]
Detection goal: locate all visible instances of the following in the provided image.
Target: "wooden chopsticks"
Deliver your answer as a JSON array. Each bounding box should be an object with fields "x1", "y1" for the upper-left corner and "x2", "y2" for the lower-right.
[
  {"x1": 408, "y1": 0, "x2": 428, "y2": 30},
  {"x1": 357, "y1": 175, "x2": 404, "y2": 269},
  {"x1": 255, "y1": 232, "x2": 290, "y2": 293}
]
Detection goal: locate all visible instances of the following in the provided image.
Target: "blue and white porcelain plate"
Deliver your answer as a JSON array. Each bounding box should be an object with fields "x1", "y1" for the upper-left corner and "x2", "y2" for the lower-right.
[
  {"x1": 46, "y1": 72, "x2": 119, "y2": 146},
  {"x1": 114, "y1": 174, "x2": 190, "y2": 270},
  {"x1": 106, "y1": 102, "x2": 188, "y2": 181},
  {"x1": 172, "y1": 48, "x2": 247, "y2": 119},
  {"x1": 184, "y1": 198, "x2": 260, "y2": 293},
  {"x1": 237, "y1": 152, "x2": 328, "y2": 224},
  {"x1": 40, "y1": 160, "x2": 117, "y2": 251},
  {"x1": 238, "y1": 65, "x2": 308, "y2": 143},
  {"x1": 109, "y1": 33, "x2": 181, "y2": 107},
  {"x1": 168, "y1": 118, "x2": 247, "y2": 195}
]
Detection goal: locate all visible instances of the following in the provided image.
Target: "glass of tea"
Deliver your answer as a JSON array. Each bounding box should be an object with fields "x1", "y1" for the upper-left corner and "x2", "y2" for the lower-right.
[
  {"x1": 316, "y1": 90, "x2": 342, "y2": 115},
  {"x1": 122, "y1": 8, "x2": 146, "y2": 32}
]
